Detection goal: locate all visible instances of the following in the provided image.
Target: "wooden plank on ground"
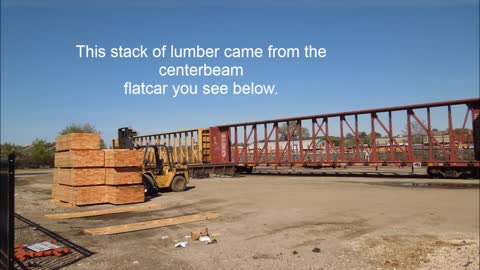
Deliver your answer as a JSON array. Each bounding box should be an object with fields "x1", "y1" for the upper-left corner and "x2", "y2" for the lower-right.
[
  {"x1": 84, "y1": 212, "x2": 220, "y2": 235},
  {"x1": 46, "y1": 203, "x2": 159, "y2": 219}
]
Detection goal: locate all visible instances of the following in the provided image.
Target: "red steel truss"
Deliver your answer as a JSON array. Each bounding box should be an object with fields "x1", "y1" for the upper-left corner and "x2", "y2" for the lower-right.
[
  {"x1": 128, "y1": 98, "x2": 479, "y2": 177},
  {"x1": 209, "y1": 98, "x2": 480, "y2": 168}
]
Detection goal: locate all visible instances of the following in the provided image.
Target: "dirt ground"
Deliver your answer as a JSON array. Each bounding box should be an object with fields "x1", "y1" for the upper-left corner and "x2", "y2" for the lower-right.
[{"x1": 14, "y1": 169, "x2": 480, "y2": 270}]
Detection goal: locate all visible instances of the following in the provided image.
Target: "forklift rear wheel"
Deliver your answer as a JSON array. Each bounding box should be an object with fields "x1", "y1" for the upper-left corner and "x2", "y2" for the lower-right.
[{"x1": 171, "y1": 175, "x2": 187, "y2": 192}]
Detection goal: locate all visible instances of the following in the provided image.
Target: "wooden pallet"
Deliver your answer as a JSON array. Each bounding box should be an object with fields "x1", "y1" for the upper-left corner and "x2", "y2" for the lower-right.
[
  {"x1": 56, "y1": 133, "x2": 101, "y2": 151},
  {"x1": 54, "y1": 168, "x2": 105, "y2": 186}
]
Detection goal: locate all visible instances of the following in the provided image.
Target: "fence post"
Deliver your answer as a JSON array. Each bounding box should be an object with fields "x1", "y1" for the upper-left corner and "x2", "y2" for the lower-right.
[{"x1": 0, "y1": 153, "x2": 15, "y2": 270}]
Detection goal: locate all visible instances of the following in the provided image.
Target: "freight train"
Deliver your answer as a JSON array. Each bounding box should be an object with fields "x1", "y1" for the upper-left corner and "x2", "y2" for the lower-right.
[{"x1": 115, "y1": 98, "x2": 480, "y2": 179}]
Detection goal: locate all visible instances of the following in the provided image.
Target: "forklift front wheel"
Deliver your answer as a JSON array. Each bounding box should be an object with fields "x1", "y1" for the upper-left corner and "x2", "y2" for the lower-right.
[
  {"x1": 142, "y1": 174, "x2": 156, "y2": 196},
  {"x1": 171, "y1": 175, "x2": 187, "y2": 192}
]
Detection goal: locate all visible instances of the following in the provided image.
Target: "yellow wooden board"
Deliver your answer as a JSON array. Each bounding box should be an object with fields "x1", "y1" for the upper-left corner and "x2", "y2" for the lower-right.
[
  {"x1": 46, "y1": 203, "x2": 159, "y2": 219},
  {"x1": 84, "y1": 212, "x2": 219, "y2": 235}
]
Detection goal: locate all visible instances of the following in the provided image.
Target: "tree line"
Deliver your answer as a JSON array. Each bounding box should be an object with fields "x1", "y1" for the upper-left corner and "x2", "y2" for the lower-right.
[{"x1": 0, "y1": 123, "x2": 104, "y2": 168}]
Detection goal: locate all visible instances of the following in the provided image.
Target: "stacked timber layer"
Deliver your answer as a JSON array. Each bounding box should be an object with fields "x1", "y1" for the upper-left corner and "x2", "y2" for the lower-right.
[
  {"x1": 54, "y1": 150, "x2": 104, "y2": 168},
  {"x1": 54, "y1": 168, "x2": 105, "y2": 186},
  {"x1": 105, "y1": 149, "x2": 143, "y2": 167},
  {"x1": 107, "y1": 185, "x2": 145, "y2": 205},
  {"x1": 52, "y1": 133, "x2": 144, "y2": 206},
  {"x1": 53, "y1": 185, "x2": 108, "y2": 205},
  {"x1": 104, "y1": 149, "x2": 143, "y2": 186},
  {"x1": 105, "y1": 167, "x2": 142, "y2": 185},
  {"x1": 56, "y1": 133, "x2": 101, "y2": 151}
]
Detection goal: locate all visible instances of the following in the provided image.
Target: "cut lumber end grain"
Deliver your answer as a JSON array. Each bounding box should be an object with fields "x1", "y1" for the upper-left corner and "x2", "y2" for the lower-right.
[
  {"x1": 56, "y1": 133, "x2": 101, "y2": 152},
  {"x1": 45, "y1": 203, "x2": 159, "y2": 219},
  {"x1": 104, "y1": 149, "x2": 143, "y2": 167},
  {"x1": 54, "y1": 168, "x2": 106, "y2": 186},
  {"x1": 52, "y1": 184, "x2": 107, "y2": 205},
  {"x1": 107, "y1": 185, "x2": 144, "y2": 205},
  {"x1": 83, "y1": 212, "x2": 220, "y2": 235},
  {"x1": 105, "y1": 167, "x2": 142, "y2": 185},
  {"x1": 54, "y1": 150, "x2": 105, "y2": 168}
]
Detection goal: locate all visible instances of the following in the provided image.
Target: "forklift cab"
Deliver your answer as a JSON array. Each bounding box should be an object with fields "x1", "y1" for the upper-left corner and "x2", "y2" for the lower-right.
[{"x1": 143, "y1": 145, "x2": 168, "y2": 175}]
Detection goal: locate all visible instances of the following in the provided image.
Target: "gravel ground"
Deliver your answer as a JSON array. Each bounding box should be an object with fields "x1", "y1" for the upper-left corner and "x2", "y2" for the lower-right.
[{"x1": 14, "y1": 169, "x2": 480, "y2": 270}]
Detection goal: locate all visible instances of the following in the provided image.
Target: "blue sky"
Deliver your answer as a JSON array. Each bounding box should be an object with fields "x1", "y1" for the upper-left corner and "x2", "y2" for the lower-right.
[{"x1": 1, "y1": 0, "x2": 479, "y2": 146}]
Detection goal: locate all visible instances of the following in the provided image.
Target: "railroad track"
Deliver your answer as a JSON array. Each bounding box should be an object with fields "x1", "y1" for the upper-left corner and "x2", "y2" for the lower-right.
[{"x1": 248, "y1": 169, "x2": 428, "y2": 179}]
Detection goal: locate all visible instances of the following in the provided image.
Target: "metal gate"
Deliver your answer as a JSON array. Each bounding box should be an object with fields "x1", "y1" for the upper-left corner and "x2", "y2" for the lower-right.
[{"x1": 1, "y1": 153, "x2": 16, "y2": 270}]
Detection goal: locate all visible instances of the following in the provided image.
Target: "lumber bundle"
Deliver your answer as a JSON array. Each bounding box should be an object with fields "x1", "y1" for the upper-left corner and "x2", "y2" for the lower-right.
[
  {"x1": 105, "y1": 167, "x2": 142, "y2": 185},
  {"x1": 54, "y1": 168, "x2": 105, "y2": 186},
  {"x1": 54, "y1": 150, "x2": 104, "y2": 168},
  {"x1": 53, "y1": 133, "x2": 144, "y2": 206},
  {"x1": 104, "y1": 149, "x2": 144, "y2": 167},
  {"x1": 107, "y1": 185, "x2": 144, "y2": 205},
  {"x1": 52, "y1": 184, "x2": 107, "y2": 205},
  {"x1": 55, "y1": 133, "x2": 101, "y2": 151}
]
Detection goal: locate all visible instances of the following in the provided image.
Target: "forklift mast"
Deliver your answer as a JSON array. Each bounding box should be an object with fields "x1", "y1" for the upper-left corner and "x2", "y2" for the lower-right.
[{"x1": 117, "y1": 127, "x2": 137, "y2": 149}]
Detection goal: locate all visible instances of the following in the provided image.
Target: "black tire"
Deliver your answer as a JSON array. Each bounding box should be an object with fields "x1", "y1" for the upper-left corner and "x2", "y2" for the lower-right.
[
  {"x1": 171, "y1": 175, "x2": 187, "y2": 192},
  {"x1": 142, "y1": 174, "x2": 156, "y2": 196}
]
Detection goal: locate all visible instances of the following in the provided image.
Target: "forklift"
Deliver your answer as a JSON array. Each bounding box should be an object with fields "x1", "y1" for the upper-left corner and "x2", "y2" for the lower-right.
[
  {"x1": 136, "y1": 144, "x2": 190, "y2": 195},
  {"x1": 116, "y1": 127, "x2": 190, "y2": 195}
]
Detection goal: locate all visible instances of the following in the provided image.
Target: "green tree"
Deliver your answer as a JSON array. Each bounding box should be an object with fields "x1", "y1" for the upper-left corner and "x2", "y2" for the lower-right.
[
  {"x1": 329, "y1": 136, "x2": 340, "y2": 146},
  {"x1": 403, "y1": 121, "x2": 427, "y2": 144},
  {"x1": 0, "y1": 143, "x2": 24, "y2": 158},
  {"x1": 279, "y1": 121, "x2": 311, "y2": 140},
  {"x1": 30, "y1": 139, "x2": 54, "y2": 166},
  {"x1": 60, "y1": 123, "x2": 106, "y2": 148},
  {"x1": 60, "y1": 123, "x2": 100, "y2": 135}
]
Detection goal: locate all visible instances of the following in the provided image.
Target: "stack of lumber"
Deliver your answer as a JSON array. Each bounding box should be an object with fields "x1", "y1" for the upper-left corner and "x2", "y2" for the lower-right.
[
  {"x1": 104, "y1": 149, "x2": 144, "y2": 204},
  {"x1": 52, "y1": 133, "x2": 145, "y2": 206}
]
